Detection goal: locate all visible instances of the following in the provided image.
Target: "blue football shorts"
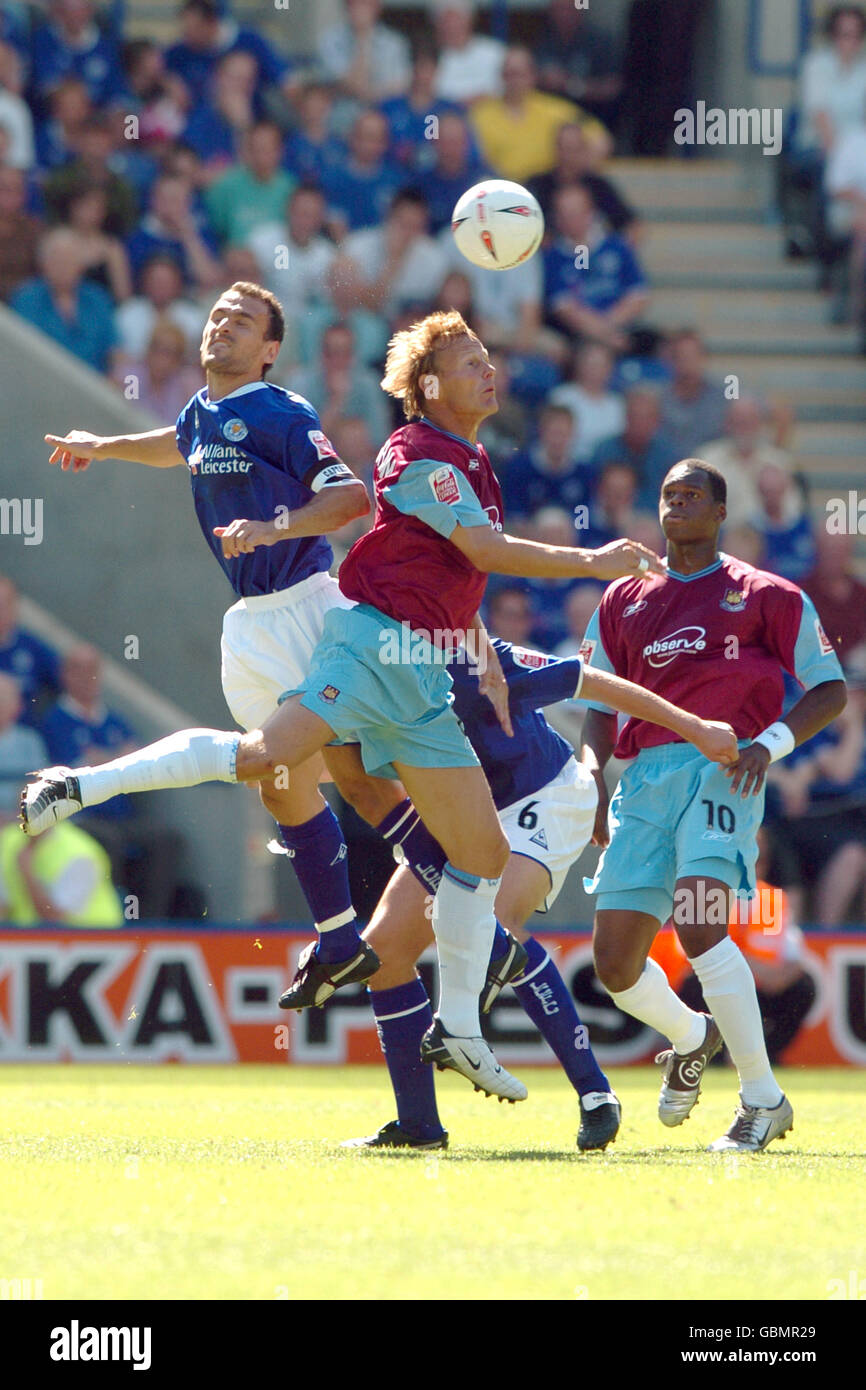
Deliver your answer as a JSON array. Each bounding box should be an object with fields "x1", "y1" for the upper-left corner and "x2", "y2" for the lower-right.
[
  {"x1": 584, "y1": 741, "x2": 763, "y2": 924},
  {"x1": 286, "y1": 603, "x2": 479, "y2": 780}
]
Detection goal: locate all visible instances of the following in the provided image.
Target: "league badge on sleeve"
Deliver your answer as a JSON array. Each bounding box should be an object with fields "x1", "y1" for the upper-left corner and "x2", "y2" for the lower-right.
[
  {"x1": 430, "y1": 465, "x2": 461, "y2": 506},
  {"x1": 308, "y1": 430, "x2": 338, "y2": 461},
  {"x1": 578, "y1": 637, "x2": 596, "y2": 664},
  {"x1": 815, "y1": 619, "x2": 834, "y2": 656}
]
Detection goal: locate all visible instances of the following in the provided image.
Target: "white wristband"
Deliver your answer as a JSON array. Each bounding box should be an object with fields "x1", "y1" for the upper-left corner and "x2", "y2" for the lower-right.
[{"x1": 752, "y1": 721, "x2": 795, "y2": 762}]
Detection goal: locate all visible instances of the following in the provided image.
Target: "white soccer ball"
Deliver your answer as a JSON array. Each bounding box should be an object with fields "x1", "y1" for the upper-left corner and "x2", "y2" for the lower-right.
[{"x1": 451, "y1": 179, "x2": 545, "y2": 272}]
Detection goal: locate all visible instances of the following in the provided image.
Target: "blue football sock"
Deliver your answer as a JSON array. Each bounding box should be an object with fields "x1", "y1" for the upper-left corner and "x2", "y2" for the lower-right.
[
  {"x1": 376, "y1": 798, "x2": 446, "y2": 895},
  {"x1": 369, "y1": 979, "x2": 445, "y2": 1140},
  {"x1": 279, "y1": 806, "x2": 361, "y2": 963},
  {"x1": 513, "y1": 937, "x2": 610, "y2": 1097},
  {"x1": 489, "y1": 921, "x2": 511, "y2": 964}
]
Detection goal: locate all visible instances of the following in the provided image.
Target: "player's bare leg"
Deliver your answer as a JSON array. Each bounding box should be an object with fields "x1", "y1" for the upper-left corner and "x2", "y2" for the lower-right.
[
  {"x1": 675, "y1": 876, "x2": 791, "y2": 1152},
  {"x1": 323, "y1": 743, "x2": 406, "y2": 827},
  {"x1": 383, "y1": 761, "x2": 525, "y2": 1101},
  {"x1": 593, "y1": 907, "x2": 722, "y2": 1126}
]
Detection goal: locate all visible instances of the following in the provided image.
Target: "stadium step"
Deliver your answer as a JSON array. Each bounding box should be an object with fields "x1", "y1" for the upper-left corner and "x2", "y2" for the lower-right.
[{"x1": 651, "y1": 288, "x2": 835, "y2": 329}]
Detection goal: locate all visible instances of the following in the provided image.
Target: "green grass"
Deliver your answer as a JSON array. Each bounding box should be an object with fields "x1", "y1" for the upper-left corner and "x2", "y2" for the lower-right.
[{"x1": 0, "y1": 1066, "x2": 862, "y2": 1301}]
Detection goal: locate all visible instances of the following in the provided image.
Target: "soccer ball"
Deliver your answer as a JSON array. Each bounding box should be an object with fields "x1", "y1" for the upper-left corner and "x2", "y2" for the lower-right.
[{"x1": 451, "y1": 180, "x2": 544, "y2": 271}]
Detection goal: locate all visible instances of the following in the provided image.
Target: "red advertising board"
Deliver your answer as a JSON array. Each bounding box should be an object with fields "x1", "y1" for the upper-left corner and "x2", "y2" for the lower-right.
[{"x1": 0, "y1": 928, "x2": 863, "y2": 1066}]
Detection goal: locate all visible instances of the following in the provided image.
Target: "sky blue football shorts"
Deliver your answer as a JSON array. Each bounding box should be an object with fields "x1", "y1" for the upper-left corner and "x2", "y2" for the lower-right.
[
  {"x1": 584, "y1": 741, "x2": 763, "y2": 924},
  {"x1": 287, "y1": 603, "x2": 479, "y2": 780}
]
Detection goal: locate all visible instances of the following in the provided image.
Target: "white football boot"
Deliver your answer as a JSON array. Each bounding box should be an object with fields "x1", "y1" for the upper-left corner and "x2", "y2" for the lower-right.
[
  {"x1": 19, "y1": 768, "x2": 83, "y2": 836},
  {"x1": 420, "y1": 1018, "x2": 528, "y2": 1102}
]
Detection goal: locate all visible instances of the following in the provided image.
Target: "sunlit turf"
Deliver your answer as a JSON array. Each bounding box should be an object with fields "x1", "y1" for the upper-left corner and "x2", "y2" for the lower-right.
[{"x1": 0, "y1": 1066, "x2": 862, "y2": 1301}]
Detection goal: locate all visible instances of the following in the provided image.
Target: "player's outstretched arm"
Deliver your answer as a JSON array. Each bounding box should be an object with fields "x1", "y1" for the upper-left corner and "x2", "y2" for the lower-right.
[
  {"x1": 213, "y1": 480, "x2": 370, "y2": 557},
  {"x1": 580, "y1": 667, "x2": 739, "y2": 767},
  {"x1": 45, "y1": 427, "x2": 185, "y2": 472},
  {"x1": 449, "y1": 526, "x2": 664, "y2": 581}
]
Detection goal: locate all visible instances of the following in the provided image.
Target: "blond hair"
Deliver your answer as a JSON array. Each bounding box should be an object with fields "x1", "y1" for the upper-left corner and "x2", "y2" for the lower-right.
[{"x1": 380, "y1": 310, "x2": 478, "y2": 420}]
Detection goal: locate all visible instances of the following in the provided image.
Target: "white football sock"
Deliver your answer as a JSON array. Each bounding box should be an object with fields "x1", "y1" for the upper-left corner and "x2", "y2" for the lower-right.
[
  {"x1": 74, "y1": 729, "x2": 240, "y2": 808},
  {"x1": 609, "y1": 957, "x2": 706, "y2": 1053},
  {"x1": 431, "y1": 864, "x2": 500, "y2": 1037},
  {"x1": 689, "y1": 936, "x2": 783, "y2": 1108}
]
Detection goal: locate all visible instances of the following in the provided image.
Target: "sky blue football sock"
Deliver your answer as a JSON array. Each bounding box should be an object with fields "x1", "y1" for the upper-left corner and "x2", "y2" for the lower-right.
[
  {"x1": 376, "y1": 798, "x2": 446, "y2": 894},
  {"x1": 513, "y1": 937, "x2": 610, "y2": 1097},
  {"x1": 279, "y1": 806, "x2": 361, "y2": 963},
  {"x1": 369, "y1": 979, "x2": 445, "y2": 1140}
]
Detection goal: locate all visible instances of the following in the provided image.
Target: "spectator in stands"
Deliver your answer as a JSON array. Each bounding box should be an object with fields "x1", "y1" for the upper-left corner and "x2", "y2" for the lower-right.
[
  {"x1": 181, "y1": 48, "x2": 259, "y2": 174},
  {"x1": 0, "y1": 672, "x2": 48, "y2": 816},
  {"x1": 536, "y1": 0, "x2": 624, "y2": 128},
  {"x1": 43, "y1": 112, "x2": 138, "y2": 238},
  {"x1": 11, "y1": 226, "x2": 117, "y2": 371},
  {"x1": 798, "y1": 6, "x2": 866, "y2": 161},
  {"x1": 381, "y1": 44, "x2": 466, "y2": 172},
  {"x1": 165, "y1": 0, "x2": 294, "y2": 109},
  {"x1": 122, "y1": 38, "x2": 189, "y2": 149},
  {"x1": 473, "y1": 45, "x2": 611, "y2": 186},
  {"x1": 317, "y1": 0, "x2": 411, "y2": 103},
  {"x1": 433, "y1": 0, "x2": 506, "y2": 104},
  {"x1": 115, "y1": 253, "x2": 206, "y2": 363},
  {"x1": 750, "y1": 464, "x2": 817, "y2": 583},
  {"x1": 550, "y1": 341, "x2": 625, "y2": 463},
  {"x1": 335, "y1": 187, "x2": 448, "y2": 319},
  {"x1": 55, "y1": 181, "x2": 132, "y2": 302},
  {"x1": 528, "y1": 121, "x2": 637, "y2": 235},
  {"x1": 28, "y1": 0, "x2": 126, "y2": 113},
  {"x1": 486, "y1": 585, "x2": 536, "y2": 646},
  {"x1": 665, "y1": 829, "x2": 817, "y2": 1063},
  {"x1": 433, "y1": 268, "x2": 476, "y2": 328},
  {"x1": 769, "y1": 680, "x2": 866, "y2": 926},
  {"x1": 126, "y1": 173, "x2": 220, "y2": 291},
  {"x1": 555, "y1": 582, "x2": 606, "y2": 658},
  {"x1": 803, "y1": 528, "x2": 866, "y2": 664},
  {"x1": 0, "y1": 578, "x2": 60, "y2": 727},
  {"x1": 522, "y1": 506, "x2": 585, "y2": 651},
  {"x1": 479, "y1": 348, "x2": 531, "y2": 475},
  {"x1": 590, "y1": 384, "x2": 677, "y2": 508},
  {"x1": 698, "y1": 396, "x2": 793, "y2": 528},
  {"x1": 286, "y1": 320, "x2": 388, "y2": 445},
  {"x1": 0, "y1": 39, "x2": 34, "y2": 169},
  {"x1": 415, "y1": 110, "x2": 488, "y2": 233},
  {"x1": 247, "y1": 184, "x2": 335, "y2": 345},
  {"x1": 319, "y1": 107, "x2": 403, "y2": 235},
  {"x1": 501, "y1": 401, "x2": 592, "y2": 528},
  {"x1": 544, "y1": 183, "x2": 649, "y2": 352},
  {"x1": 824, "y1": 95, "x2": 866, "y2": 330},
  {"x1": 328, "y1": 415, "x2": 377, "y2": 562},
  {"x1": 658, "y1": 328, "x2": 728, "y2": 459},
  {"x1": 113, "y1": 316, "x2": 203, "y2": 420},
  {"x1": 203, "y1": 120, "x2": 293, "y2": 247},
  {"x1": 0, "y1": 819, "x2": 124, "y2": 926},
  {"x1": 34, "y1": 76, "x2": 93, "y2": 171},
  {"x1": 0, "y1": 164, "x2": 41, "y2": 300},
  {"x1": 583, "y1": 459, "x2": 652, "y2": 543},
  {"x1": 284, "y1": 84, "x2": 344, "y2": 186}
]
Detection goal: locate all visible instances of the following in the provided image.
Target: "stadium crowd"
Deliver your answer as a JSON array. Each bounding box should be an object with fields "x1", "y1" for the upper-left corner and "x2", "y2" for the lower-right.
[{"x1": 0, "y1": 0, "x2": 864, "y2": 930}]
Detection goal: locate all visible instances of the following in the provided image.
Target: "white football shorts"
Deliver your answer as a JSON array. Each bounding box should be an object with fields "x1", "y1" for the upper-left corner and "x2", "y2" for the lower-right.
[
  {"x1": 220, "y1": 571, "x2": 354, "y2": 731},
  {"x1": 499, "y1": 758, "x2": 599, "y2": 911}
]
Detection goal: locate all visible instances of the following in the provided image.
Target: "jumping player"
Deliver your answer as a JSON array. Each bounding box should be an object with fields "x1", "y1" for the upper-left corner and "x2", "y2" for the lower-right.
[
  {"x1": 42, "y1": 281, "x2": 404, "y2": 985},
  {"x1": 580, "y1": 460, "x2": 846, "y2": 1152},
  {"x1": 346, "y1": 636, "x2": 741, "y2": 1153},
  {"x1": 23, "y1": 313, "x2": 734, "y2": 1100}
]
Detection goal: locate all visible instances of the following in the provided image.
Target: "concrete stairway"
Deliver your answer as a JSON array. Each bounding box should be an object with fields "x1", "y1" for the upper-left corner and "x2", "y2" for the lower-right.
[{"x1": 610, "y1": 157, "x2": 865, "y2": 549}]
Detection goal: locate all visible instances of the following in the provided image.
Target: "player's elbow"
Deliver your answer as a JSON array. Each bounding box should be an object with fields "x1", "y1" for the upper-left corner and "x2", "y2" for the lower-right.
[
  {"x1": 825, "y1": 678, "x2": 848, "y2": 718},
  {"x1": 338, "y1": 481, "x2": 371, "y2": 522},
  {"x1": 451, "y1": 527, "x2": 500, "y2": 571}
]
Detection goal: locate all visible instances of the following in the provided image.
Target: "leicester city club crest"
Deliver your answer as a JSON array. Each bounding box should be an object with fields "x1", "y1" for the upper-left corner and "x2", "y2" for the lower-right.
[{"x1": 223, "y1": 417, "x2": 249, "y2": 442}]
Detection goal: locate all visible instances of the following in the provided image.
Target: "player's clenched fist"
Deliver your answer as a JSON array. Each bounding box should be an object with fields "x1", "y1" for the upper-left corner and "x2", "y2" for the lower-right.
[
  {"x1": 691, "y1": 719, "x2": 739, "y2": 768},
  {"x1": 213, "y1": 518, "x2": 278, "y2": 557},
  {"x1": 45, "y1": 431, "x2": 108, "y2": 471},
  {"x1": 586, "y1": 539, "x2": 664, "y2": 581}
]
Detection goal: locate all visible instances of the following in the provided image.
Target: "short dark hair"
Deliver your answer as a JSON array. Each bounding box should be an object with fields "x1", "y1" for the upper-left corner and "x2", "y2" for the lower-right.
[
  {"x1": 389, "y1": 187, "x2": 429, "y2": 216},
  {"x1": 826, "y1": 5, "x2": 866, "y2": 38},
  {"x1": 182, "y1": 0, "x2": 220, "y2": 19},
  {"x1": 226, "y1": 281, "x2": 285, "y2": 376},
  {"x1": 665, "y1": 458, "x2": 727, "y2": 505}
]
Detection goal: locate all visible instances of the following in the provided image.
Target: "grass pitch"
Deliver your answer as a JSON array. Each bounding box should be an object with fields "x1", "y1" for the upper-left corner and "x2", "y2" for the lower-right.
[{"x1": 0, "y1": 1065, "x2": 862, "y2": 1302}]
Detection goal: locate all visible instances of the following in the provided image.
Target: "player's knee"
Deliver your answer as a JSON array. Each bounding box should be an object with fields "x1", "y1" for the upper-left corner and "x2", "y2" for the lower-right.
[{"x1": 593, "y1": 938, "x2": 643, "y2": 994}]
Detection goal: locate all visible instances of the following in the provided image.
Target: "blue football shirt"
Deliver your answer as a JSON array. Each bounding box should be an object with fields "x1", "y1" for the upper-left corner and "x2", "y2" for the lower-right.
[{"x1": 175, "y1": 381, "x2": 358, "y2": 598}]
